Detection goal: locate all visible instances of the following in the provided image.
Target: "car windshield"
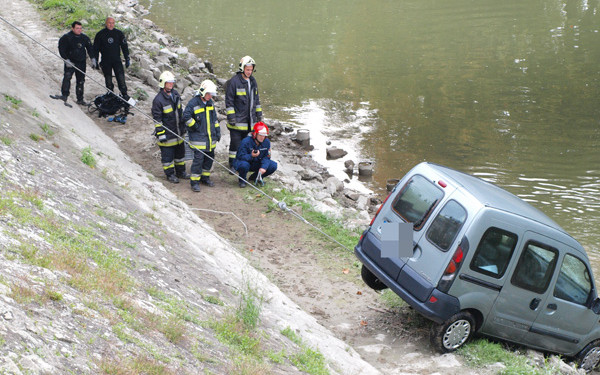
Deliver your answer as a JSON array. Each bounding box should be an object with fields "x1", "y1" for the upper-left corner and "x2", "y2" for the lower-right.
[{"x1": 391, "y1": 175, "x2": 444, "y2": 229}]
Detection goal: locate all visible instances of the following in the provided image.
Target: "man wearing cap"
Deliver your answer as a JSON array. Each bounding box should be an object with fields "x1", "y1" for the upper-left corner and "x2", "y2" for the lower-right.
[{"x1": 234, "y1": 122, "x2": 277, "y2": 188}]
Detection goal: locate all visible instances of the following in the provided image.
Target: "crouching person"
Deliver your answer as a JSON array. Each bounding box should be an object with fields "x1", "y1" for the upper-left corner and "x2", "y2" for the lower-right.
[
  {"x1": 182, "y1": 80, "x2": 220, "y2": 192},
  {"x1": 235, "y1": 122, "x2": 277, "y2": 188}
]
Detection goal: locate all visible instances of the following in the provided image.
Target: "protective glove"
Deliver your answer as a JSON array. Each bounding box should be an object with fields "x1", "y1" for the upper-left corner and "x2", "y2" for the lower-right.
[
  {"x1": 90, "y1": 58, "x2": 98, "y2": 69},
  {"x1": 158, "y1": 134, "x2": 167, "y2": 142},
  {"x1": 125, "y1": 57, "x2": 130, "y2": 68},
  {"x1": 64, "y1": 59, "x2": 73, "y2": 69}
]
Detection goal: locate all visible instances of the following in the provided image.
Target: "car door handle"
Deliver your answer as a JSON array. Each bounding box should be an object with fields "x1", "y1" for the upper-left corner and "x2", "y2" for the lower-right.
[
  {"x1": 529, "y1": 298, "x2": 541, "y2": 310},
  {"x1": 546, "y1": 303, "x2": 557, "y2": 311}
]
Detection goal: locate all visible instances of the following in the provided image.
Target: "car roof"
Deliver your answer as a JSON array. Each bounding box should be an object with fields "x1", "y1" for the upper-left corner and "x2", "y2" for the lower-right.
[{"x1": 425, "y1": 163, "x2": 565, "y2": 233}]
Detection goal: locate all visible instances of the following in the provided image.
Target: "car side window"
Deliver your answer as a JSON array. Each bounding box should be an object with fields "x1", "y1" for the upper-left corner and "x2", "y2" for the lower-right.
[
  {"x1": 511, "y1": 241, "x2": 558, "y2": 294},
  {"x1": 426, "y1": 200, "x2": 467, "y2": 251},
  {"x1": 391, "y1": 174, "x2": 444, "y2": 230},
  {"x1": 554, "y1": 254, "x2": 592, "y2": 305},
  {"x1": 470, "y1": 228, "x2": 518, "y2": 278}
]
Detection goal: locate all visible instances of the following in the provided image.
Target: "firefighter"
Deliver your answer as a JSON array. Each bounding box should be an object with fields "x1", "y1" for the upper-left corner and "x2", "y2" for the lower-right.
[
  {"x1": 50, "y1": 21, "x2": 95, "y2": 106},
  {"x1": 151, "y1": 71, "x2": 189, "y2": 183},
  {"x1": 225, "y1": 55, "x2": 263, "y2": 171},
  {"x1": 93, "y1": 17, "x2": 130, "y2": 99},
  {"x1": 234, "y1": 122, "x2": 277, "y2": 188},
  {"x1": 182, "y1": 80, "x2": 221, "y2": 192}
]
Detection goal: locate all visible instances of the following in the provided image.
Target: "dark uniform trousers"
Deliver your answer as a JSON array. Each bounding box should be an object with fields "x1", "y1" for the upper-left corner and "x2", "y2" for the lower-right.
[{"x1": 61, "y1": 60, "x2": 87, "y2": 101}]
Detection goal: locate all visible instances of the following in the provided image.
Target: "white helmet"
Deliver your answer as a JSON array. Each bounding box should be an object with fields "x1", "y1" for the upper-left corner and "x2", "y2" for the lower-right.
[
  {"x1": 238, "y1": 55, "x2": 256, "y2": 72},
  {"x1": 198, "y1": 80, "x2": 218, "y2": 98},
  {"x1": 158, "y1": 71, "x2": 176, "y2": 88}
]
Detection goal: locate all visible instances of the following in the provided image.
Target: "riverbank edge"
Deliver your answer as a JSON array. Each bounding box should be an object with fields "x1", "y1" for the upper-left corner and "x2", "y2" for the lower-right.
[{"x1": 107, "y1": 0, "x2": 381, "y2": 230}]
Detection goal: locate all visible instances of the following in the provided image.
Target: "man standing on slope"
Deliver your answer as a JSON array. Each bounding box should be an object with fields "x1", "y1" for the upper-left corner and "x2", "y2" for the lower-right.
[
  {"x1": 182, "y1": 80, "x2": 220, "y2": 192},
  {"x1": 151, "y1": 71, "x2": 190, "y2": 184},
  {"x1": 225, "y1": 55, "x2": 263, "y2": 171},
  {"x1": 50, "y1": 21, "x2": 95, "y2": 107},
  {"x1": 93, "y1": 17, "x2": 130, "y2": 100}
]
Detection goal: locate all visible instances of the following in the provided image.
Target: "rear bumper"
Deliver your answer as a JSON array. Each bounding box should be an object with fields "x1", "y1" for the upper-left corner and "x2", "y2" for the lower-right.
[{"x1": 355, "y1": 230, "x2": 460, "y2": 324}]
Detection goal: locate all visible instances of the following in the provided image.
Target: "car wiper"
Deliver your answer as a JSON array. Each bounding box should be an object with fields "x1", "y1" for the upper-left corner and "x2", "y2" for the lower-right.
[{"x1": 413, "y1": 199, "x2": 438, "y2": 228}]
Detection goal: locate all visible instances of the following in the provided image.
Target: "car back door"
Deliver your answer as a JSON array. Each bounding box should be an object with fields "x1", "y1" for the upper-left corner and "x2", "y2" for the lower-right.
[{"x1": 483, "y1": 231, "x2": 559, "y2": 342}]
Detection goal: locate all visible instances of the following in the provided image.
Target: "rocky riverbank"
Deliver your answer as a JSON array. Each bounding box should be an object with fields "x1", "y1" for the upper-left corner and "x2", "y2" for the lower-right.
[{"x1": 107, "y1": 0, "x2": 382, "y2": 227}]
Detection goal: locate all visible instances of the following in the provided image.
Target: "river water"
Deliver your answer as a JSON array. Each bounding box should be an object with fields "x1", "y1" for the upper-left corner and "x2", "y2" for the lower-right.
[{"x1": 140, "y1": 0, "x2": 600, "y2": 267}]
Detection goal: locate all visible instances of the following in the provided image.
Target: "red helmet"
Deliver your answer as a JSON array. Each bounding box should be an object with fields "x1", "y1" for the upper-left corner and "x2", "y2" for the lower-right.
[{"x1": 252, "y1": 122, "x2": 269, "y2": 138}]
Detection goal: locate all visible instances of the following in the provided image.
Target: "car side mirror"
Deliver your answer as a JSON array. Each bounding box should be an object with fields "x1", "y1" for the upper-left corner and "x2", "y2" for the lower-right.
[{"x1": 591, "y1": 298, "x2": 600, "y2": 315}]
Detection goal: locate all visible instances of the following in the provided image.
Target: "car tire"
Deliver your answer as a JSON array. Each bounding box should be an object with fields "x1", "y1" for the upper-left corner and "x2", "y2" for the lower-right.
[
  {"x1": 576, "y1": 340, "x2": 600, "y2": 373},
  {"x1": 361, "y1": 265, "x2": 388, "y2": 291},
  {"x1": 430, "y1": 311, "x2": 475, "y2": 353}
]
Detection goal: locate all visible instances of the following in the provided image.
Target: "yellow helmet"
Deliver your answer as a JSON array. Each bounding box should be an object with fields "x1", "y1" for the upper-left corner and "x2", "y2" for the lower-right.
[
  {"x1": 198, "y1": 80, "x2": 218, "y2": 97},
  {"x1": 158, "y1": 71, "x2": 176, "y2": 88},
  {"x1": 238, "y1": 56, "x2": 256, "y2": 72}
]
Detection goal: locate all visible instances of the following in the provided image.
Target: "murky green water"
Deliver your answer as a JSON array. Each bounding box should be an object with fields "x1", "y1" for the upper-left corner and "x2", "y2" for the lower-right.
[{"x1": 140, "y1": 0, "x2": 600, "y2": 266}]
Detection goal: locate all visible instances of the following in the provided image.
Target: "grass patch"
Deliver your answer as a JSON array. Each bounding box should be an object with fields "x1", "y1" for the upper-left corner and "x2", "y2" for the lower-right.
[
  {"x1": 380, "y1": 289, "x2": 406, "y2": 309},
  {"x1": 1, "y1": 136, "x2": 12, "y2": 146},
  {"x1": 29, "y1": 0, "x2": 108, "y2": 34},
  {"x1": 81, "y1": 146, "x2": 96, "y2": 168},
  {"x1": 281, "y1": 326, "x2": 330, "y2": 375},
  {"x1": 458, "y1": 338, "x2": 562, "y2": 374},
  {"x1": 1, "y1": 188, "x2": 133, "y2": 298},
  {"x1": 4, "y1": 94, "x2": 21, "y2": 108}
]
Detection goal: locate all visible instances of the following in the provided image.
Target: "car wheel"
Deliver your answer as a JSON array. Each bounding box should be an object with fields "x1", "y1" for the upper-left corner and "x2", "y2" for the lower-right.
[
  {"x1": 360, "y1": 265, "x2": 388, "y2": 291},
  {"x1": 430, "y1": 311, "x2": 475, "y2": 353},
  {"x1": 576, "y1": 340, "x2": 600, "y2": 373}
]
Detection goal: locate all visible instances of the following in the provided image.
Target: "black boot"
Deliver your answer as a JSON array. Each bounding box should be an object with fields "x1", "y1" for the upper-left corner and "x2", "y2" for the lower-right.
[
  {"x1": 167, "y1": 174, "x2": 179, "y2": 184},
  {"x1": 200, "y1": 178, "x2": 215, "y2": 187},
  {"x1": 191, "y1": 182, "x2": 201, "y2": 192}
]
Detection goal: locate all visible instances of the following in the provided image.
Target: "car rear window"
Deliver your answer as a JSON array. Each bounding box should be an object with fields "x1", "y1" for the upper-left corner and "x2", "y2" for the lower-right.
[
  {"x1": 391, "y1": 174, "x2": 444, "y2": 230},
  {"x1": 426, "y1": 200, "x2": 467, "y2": 251}
]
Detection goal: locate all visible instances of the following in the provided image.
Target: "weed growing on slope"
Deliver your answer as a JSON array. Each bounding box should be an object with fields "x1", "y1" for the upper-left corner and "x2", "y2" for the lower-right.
[
  {"x1": 4, "y1": 94, "x2": 21, "y2": 108},
  {"x1": 281, "y1": 326, "x2": 330, "y2": 375},
  {"x1": 81, "y1": 146, "x2": 96, "y2": 168}
]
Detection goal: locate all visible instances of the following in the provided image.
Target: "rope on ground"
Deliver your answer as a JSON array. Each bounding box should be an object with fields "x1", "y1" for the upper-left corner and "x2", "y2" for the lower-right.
[
  {"x1": 189, "y1": 208, "x2": 248, "y2": 236},
  {"x1": 0, "y1": 14, "x2": 354, "y2": 253}
]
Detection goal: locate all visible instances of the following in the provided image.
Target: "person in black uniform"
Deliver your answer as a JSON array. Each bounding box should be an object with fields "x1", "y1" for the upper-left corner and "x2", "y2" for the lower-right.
[
  {"x1": 50, "y1": 21, "x2": 95, "y2": 106},
  {"x1": 93, "y1": 17, "x2": 130, "y2": 99}
]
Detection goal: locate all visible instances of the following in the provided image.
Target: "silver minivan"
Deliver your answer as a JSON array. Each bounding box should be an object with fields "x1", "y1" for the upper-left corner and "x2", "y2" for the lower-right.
[{"x1": 355, "y1": 162, "x2": 600, "y2": 372}]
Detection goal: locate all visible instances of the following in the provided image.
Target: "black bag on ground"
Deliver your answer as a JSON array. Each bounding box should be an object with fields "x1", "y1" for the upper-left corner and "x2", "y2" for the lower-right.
[{"x1": 89, "y1": 92, "x2": 129, "y2": 118}]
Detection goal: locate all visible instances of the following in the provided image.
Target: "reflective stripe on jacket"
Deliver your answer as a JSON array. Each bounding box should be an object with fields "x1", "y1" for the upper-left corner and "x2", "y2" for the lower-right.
[
  {"x1": 182, "y1": 96, "x2": 220, "y2": 151},
  {"x1": 151, "y1": 89, "x2": 184, "y2": 147},
  {"x1": 225, "y1": 72, "x2": 262, "y2": 132}
]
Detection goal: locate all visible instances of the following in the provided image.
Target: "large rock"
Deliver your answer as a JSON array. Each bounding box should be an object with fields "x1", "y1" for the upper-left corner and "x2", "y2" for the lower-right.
[
  {"x1": 299, "y1": 169, "x2": 322, "y2": 182},
  {"x1": 326, "y1": 147, "x2": 348, "y2": 160},
  {"x1": 152, "y1": 31, "x2": 169, "y2": 46},
  {"x1": 325, "y1": 177, "x2": 344, "y2": 195}
]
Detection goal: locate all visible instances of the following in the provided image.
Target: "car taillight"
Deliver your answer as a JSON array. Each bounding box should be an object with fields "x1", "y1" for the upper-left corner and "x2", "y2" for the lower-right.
[
  {"x1": 437, "y1": 237, "x2": 469, "y2": 293},
  {"x1": 443, "y1": 246, "x2": 463, "y2": 275},
  {"x1": 369, "y1": 191, "x2": 392, "y2": 226}
]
